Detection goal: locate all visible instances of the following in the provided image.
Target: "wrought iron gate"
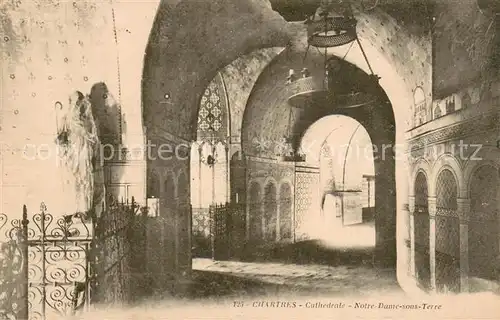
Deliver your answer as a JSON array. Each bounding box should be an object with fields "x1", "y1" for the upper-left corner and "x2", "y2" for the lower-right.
[
  {"x1": 209, "y1": 203, "x2": 245, "y2": 261},
  {"x1": 0, "y1": 198, "x2": 146, "y2": 320}
]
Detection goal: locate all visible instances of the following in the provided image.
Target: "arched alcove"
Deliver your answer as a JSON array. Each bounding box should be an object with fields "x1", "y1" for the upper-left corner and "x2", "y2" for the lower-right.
[
  {"x1": 413, "y1": 86, "x2": 427, "y2": 127},
  {"x1": 435, "y1": 168, "x2": 460, "y2": 293},
  {"x1": 468, "y1": 165, "x2": 499, "y2": 283}
]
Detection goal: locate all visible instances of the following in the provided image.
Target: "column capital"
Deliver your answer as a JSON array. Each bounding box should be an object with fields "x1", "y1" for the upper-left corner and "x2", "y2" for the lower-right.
[
  {"x1": 428, "y1": 196, "x2": 437, "y2": 217},
  {"x1": 457, "y1": 198, "x2": 471, "y2": 223},
  {"x1": 408, "y1": 196, "x2": 415, "y2": 214}
]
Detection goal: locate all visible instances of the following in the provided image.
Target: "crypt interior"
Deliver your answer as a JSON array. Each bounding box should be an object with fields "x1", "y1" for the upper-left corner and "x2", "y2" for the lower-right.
[{"x1": 1, "y1": 0, "x2": 500, "y2": 317}]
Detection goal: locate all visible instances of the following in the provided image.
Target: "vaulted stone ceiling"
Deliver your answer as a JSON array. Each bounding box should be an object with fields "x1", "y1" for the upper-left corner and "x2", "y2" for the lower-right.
[{"x1": 143, "y1": 0, "x2": 436, "y2": 144}]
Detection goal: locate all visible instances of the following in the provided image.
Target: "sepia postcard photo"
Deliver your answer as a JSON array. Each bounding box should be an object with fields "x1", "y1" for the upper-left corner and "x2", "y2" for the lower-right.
[{"x1": 1, "y1": 0, "x2": 500, "y2": 319}]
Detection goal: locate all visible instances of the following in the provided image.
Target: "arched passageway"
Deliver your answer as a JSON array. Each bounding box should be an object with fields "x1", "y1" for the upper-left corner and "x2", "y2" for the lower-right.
[
  {"x1": 142, "y1": 0, "x2": 419, "y2": 298},
  {"x1": 302, "y1": 115, "x2": 376, "y2": 249}
]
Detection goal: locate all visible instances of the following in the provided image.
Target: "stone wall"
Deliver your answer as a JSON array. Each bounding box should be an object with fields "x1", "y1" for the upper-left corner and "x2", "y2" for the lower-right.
[{"x1": 0, "y1": 0, "x2": 156, "y2": 215}]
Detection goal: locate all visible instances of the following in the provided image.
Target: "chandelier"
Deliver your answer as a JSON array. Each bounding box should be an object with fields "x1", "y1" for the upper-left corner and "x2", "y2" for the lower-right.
[
  {"x1": 286, "y1": 0, "x2": 380, "y2": 109},
  {"x1": 278, "y1": 106, "x2": 307, "y2": 162}
]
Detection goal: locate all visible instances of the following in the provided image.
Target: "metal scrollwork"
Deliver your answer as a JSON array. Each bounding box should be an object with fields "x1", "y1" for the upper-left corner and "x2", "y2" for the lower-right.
[{"x1": 0, "y1": 198, "x2": 146, "y2": 319}]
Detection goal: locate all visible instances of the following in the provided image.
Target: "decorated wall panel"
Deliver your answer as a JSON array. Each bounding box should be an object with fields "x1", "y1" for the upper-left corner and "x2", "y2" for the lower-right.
[
  {"x1": 248, "y1": 181, "x2": 262, "y2": 241},
  {"x1": 279, "y1": 182, "x2": 293, "y2": 241},
  {"x1": 435, "y1": 168, "x2": 460, "y2": 293},
  {"x1": 294, "y1": 167, "x2": 320, "y2": 241},
  {"x1": 263, "y1": 182, "x2": 277, "y2": 241}
]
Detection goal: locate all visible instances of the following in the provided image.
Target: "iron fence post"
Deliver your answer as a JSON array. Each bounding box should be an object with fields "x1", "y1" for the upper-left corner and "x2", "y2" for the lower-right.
[
  {"x1": 40, "y1": 204, "x2": 46, "y2": 320},
  {"x1": 19, "y1": 205, "x2": 29, "y2": 320}
]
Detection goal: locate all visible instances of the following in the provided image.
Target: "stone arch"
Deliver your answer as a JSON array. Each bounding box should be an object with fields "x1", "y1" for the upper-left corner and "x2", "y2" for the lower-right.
[
  {"x1": 143, "y1": 0, "x2": 429, "y2": 292},
  {"x1": 431, "y1": 153, "x2": 464, "y2": 198},
  {"x1": 197, "y1": 73, "x2": 230, "y2": 141},
  {"x1": 463, "y1": 146, "x2": 500, "y2": 197},
  {"x1": 467, "y1": 163, "x2": 500, "y2": 282},
  {"x1": 410, "y1": 158, "x2": 433, "y2": 197}
]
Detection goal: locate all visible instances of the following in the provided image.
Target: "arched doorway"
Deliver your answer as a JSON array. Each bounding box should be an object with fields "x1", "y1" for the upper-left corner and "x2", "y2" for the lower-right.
[
  {"x1": 414, "y1": 171, "x2": 430, "y2": 290},
  {"x1": 435, "y1": 168, "x2": 460, "y2": 293},
  {"x1": 264, "y1": 181, "x2": 278, "y2": 241},
  {"x1": 469, "y1": 165, "x2": 499, "y2": 283},
  {"x1": 142, "y1": 0, "x2": 423, "y2": 295}
]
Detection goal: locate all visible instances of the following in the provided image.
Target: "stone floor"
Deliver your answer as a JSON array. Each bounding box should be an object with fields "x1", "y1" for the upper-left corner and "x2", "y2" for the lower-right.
[{"x1": 188, "y1": 257, "x2": 401, "y2": 300}]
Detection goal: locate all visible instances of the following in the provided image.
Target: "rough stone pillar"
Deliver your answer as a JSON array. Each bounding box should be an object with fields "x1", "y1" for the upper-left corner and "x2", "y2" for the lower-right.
[
  {"x1": 276, "y1": 193, "x2": 281, "y2": 241},
  {"x1": 457, "y1": 198, "x2": 470, "y2": 293},
  {"x1": 428, "y1": 196, "x2": 437, "y2": 292},
  {"x1": 409, "y1": 196, "x2": 416, "y2": 277}
]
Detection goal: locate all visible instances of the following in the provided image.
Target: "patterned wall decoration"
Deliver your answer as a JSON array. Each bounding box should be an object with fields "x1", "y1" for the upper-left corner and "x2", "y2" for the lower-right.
[
  {"x1": 408, "y1": 109, "x2": 499, "y2": 152},
  {"x1": 435, "y1": 168, "x2": 460, "y2": 293},
  {"x1": 249, "y1": 182, "x2": 262, "y2": 241},
  {"x1": 191, "y1": 207, "x2": 211, "y2": 258},
  {"x1": 263, "y1": 182, "x2": 277, "y2": 241},
  {"x1": 197, "y1": 73, "x2": 228, "y2": 142},
  {"x1": 469, "y1": 165, "x2": 499, "y2": 280},
  {"x1": 279, "y1": 183, "x2": 292, "y2": 240},
  {"x1": 294, "y1": 169, "x2": 320, "y2": 241}
]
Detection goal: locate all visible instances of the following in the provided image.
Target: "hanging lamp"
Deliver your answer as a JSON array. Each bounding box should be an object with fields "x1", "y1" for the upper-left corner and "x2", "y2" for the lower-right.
[
  {"x1": 286, "y1": 0, "x2": 381, "y2": 110},
  {"x1": 279, "y1": 105, "x2": 307, "y2": 162}
]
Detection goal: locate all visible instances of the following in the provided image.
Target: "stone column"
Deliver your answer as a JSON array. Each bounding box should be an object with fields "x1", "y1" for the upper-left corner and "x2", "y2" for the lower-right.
[
  {"x1": 428, "y1": 196, "x2": 437, "y2": 292},
  {"x1": 198, "y1": 145, "x2": 203, "y2": 208},
  {"x1": 276, "y1": 190, "x2": 281, "y2": 242},
  {"x1": 409, "y1": 196, "x2": 416, "y2": 277},
  {"x1": 225, "y1": 145, "x2": 230, "y2": 203},
  {"x1": 457, "y1": 198, "x2": 470, "y2": 293}
]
